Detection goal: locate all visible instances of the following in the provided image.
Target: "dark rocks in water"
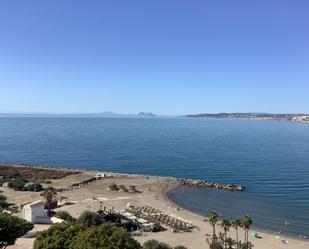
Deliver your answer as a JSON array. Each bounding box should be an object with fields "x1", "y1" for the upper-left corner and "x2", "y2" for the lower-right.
[{"x1": 176, "y1": 178, "x2": 245, "y2": 191}]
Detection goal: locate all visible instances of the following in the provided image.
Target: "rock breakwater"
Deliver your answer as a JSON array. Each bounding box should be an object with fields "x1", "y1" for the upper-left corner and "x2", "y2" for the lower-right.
[{"x1": 176, "y1": 178, "x2": 245, "y2": 191}]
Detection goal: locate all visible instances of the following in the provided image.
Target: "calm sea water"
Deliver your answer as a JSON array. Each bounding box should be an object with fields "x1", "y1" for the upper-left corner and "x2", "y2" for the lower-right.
[{"x1": 0, "y1": 117, "x2": 308, "y2": 237}]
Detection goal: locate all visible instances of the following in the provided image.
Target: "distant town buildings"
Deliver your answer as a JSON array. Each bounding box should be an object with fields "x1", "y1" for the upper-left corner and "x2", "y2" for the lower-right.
[
  {"x1": 291, "y1": 116, "x2": 309, "y2": 123},
  {"x1": 186, "y1": 113, "x2": 309, "y2": 123}
]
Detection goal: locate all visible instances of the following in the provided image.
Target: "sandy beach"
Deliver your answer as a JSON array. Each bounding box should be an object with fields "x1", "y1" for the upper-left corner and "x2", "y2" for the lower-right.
[{"x1": 1, "y1": 167, "x2": 308, "y2": 249}]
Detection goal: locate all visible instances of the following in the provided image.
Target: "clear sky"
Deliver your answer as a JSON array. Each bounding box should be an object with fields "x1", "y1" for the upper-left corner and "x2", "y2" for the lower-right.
[{"x1": 0, "y1": 1, "x2": 308, "y2": 115}]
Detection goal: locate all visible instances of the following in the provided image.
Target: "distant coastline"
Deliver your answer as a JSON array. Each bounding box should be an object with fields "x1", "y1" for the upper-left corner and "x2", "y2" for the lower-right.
[
  {"x1": 185, "y1": 113, "x2": 309, "y2": 123},
  {"x1": 1, "y1": 112, "x2": 309, "y2": 123}
]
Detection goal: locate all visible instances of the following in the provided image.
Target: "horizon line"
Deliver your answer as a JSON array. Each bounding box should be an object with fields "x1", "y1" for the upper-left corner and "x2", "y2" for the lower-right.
[{"x1": 0, "y1": 111, "x2": 308, "y2": 116}]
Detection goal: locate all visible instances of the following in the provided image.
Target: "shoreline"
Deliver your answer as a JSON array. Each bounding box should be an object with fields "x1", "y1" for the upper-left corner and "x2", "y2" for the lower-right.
[
  {"x1": 0, "y1": 162, "x2": 246, "y2": 191},
  {"x1": 164, "y1": 184, "x2": 308, "y2": 242},
  {"x1": 1, "y1": 162, "x2": 309, "y2": 249},
  {"x1": 1, "y1": 162, "x2": 306, "y2": 240}
]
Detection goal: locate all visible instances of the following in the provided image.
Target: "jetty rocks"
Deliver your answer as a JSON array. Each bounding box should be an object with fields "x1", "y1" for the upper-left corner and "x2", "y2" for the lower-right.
[{"x1": 176, "y1": 178, "x2": 245, "y2": 191}]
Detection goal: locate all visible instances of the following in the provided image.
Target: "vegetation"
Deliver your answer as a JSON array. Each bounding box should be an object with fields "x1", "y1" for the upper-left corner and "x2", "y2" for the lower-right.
[
  {"x1": 208, "y1": 211, "x2": 218, "y2": 243},
  {"x1": 33, "y1": 223, "x2": 186, "y2": 249},
  {"x1": 231, "y1": 218, "x2": 242, "y2": 245},
  {"x1": 8, "y1": 178, "x2": 27, "y2": 191},
  {"x1": 42, "y1": 187, "x2": 57, "y2": 216},
  {"x1": 54, "y1": 211, "x2": 76, "y2": 224},
  {"x1": 174, "y1": 246, "x2": 188, "y2": 249},
  {"x1": 25, "y1": 182, "x2": 43, "y2": 192},
  {"x1": 0, "y1": 212, "x2": 34, "y2": 248},
  {"x1": 0, "y1": 195, "x2": 10, "y2": 210},
  {"x1": 207, "y1": 211, "x2": 254, "y2": 249},
  {"x1": 119, "y1": 184, "x2": 128, "y2": 192},
  {"x1": 221, "y1": 218, "x2": 231, "y2": 248},
  {"x1": 108, "y1": 183, "x2": 141, "y2": 193},
  {"x1": 0, "y1": 168, "x2": 21, "y2": 186},
  {"x1": 0, "y1": 164, "x2": 80, "y2": 184},
  {"x1": 69, "y1": 224, "x2": 142, "y2": 249},
  {"x1": 0, "y1": 165, "x2": 80, "y2": 193},
  {"x1": 143, "y1": 240, "x2": 187, "y2": 249},
  {"x1": 6, "y1": 178, "x2": 42, "y2": 192},
  {"x1": 33, "y1": 223, "x2": 85, "y2": 249},
  {"x1": 109, "y1": 183, "x2": 120, "y2": 191},
  {"x1": 0, "y1": 195, "x2": 18, "y2": 213},
  {"x1": 77, "y1": 210, "x2": 105, "y2": 227},
  {"x1": 143, "y1": 240, "x2": 172, "y2": 249},
  {"x1": 129, "y1": 185, "x2": 137, "y2": 192},
  {"x1": 242, "y1": 215, "x2": 253, "y2": 247}
]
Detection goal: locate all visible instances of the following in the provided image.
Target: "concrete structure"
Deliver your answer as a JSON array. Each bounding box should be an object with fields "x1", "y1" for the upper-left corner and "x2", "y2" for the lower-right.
[
  {"x1": 95, "y1": 172, "x2": 112, "y2": 178},
  {"x1": 21, "y1": 201, "x2": 51, "y2": 224}
]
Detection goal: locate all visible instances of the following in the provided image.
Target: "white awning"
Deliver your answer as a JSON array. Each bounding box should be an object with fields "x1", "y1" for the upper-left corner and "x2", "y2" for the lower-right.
[{"x1": 137, "y1": 218, "x2": 148, "y2": 224}]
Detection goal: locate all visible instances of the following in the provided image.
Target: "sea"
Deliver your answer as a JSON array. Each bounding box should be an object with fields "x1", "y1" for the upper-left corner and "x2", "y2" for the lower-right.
[{"x1": 0, "y1": 117, "x2": 308, "y2": 238}]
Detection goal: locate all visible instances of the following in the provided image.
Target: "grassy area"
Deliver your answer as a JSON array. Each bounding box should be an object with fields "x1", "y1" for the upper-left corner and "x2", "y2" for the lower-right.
[{"x1": 0, "y1": 164, "x2": 80, "y2": 189}]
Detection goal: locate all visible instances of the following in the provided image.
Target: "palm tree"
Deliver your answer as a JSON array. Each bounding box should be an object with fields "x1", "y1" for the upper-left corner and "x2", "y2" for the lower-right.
[
  {"x1": 208, "y1": 211, "x2": 218, "y2": 243},
  {"x1": 231, "y1": 218, "x2": 242, "y2": 245},
  {"x1": 226, "y1": 237, "x2": 236, "y2": 249},
  {"x1": 221, "y1": 218, "x2": 231, "y2": 249},
  {"x1": 243, "y1": 215, "x2": 253, "y2": 247},
  {"x1": 42, "y1": 187, "x2": 57, "y2": 216}
]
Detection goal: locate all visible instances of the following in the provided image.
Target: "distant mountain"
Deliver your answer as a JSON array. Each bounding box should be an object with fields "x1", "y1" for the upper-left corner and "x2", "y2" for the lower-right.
[
  {"x1": 98, "y1": 111, "x2": 123, "y2": 117},
  {"x1": 0, "y1": 111, "x2": 159, "y2": 118},
  {"x1": 0, "y1": 112, "x2": 120, "y2": 118},
  {"x1": 138, "y1": 112, "x2": 156, "y2": 117}
]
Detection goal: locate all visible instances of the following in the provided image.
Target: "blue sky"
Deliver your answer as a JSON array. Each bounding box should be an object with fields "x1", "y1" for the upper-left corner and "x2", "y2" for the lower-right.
[{"x1": 0, "y1": 1, "x2": 308, "y2": 115}]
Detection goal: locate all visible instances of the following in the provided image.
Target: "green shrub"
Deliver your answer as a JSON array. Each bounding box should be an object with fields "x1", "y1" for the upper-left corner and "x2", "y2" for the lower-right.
[
  {"x1": 119, "y1": 185, "x2": 128, "y2": 192},
  {"x1": 109, "y1": 183, "x2": 119, "y2": 191},
  {"x1": 174, "y1": 246, "x2": 188, "y2": 249},
  {"x1": 129, "y1": 185, "x2": 137, "y2": 192},
  {"x1": 26, "y1": 183, "x2": 43, "y2": 192},
  {"x1": 69, "y1": 224, "x2": 142, "y2": 249},
  {"x1": 8, "y1": 178, "x2": 27, "y2": 191},
  {"x1": 55, "y1": 211, "x2": 76, "y2": 224},
  {"x1": 143, "y1": 240, "x2": 173, "y2": 249},
  {"x1": 0, "y1": 212, "x2": 33, "y2": 247},
  {"x1": 0, "y1": 194, "x2": 10, "y2": 210},
  {"x1": 5, "y1": 169, "x2": 21, "y2": 179},
  {"x1": 33, "y1": 223, "x2": 85, "y2": 249},
  {"x1": 0, "y1": 195, "x2": 5, "y2": 201},
  {"x1": 77, "y1": 211, "x2": 105, "y2": 227}
]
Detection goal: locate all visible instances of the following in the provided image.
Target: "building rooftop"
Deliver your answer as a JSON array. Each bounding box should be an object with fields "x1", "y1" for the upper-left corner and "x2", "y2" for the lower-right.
[{"x1": 24, "y1": 200, "x2": 44, "y2": 208}]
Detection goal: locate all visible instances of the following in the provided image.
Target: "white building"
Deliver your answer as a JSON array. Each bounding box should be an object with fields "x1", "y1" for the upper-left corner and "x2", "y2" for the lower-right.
[
  {"x1": 21, "y1": 200, "x2": 51, "y2": 224},
  {"x1": 95, "y1": 172, "x2": 112, "y2": 179}
]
